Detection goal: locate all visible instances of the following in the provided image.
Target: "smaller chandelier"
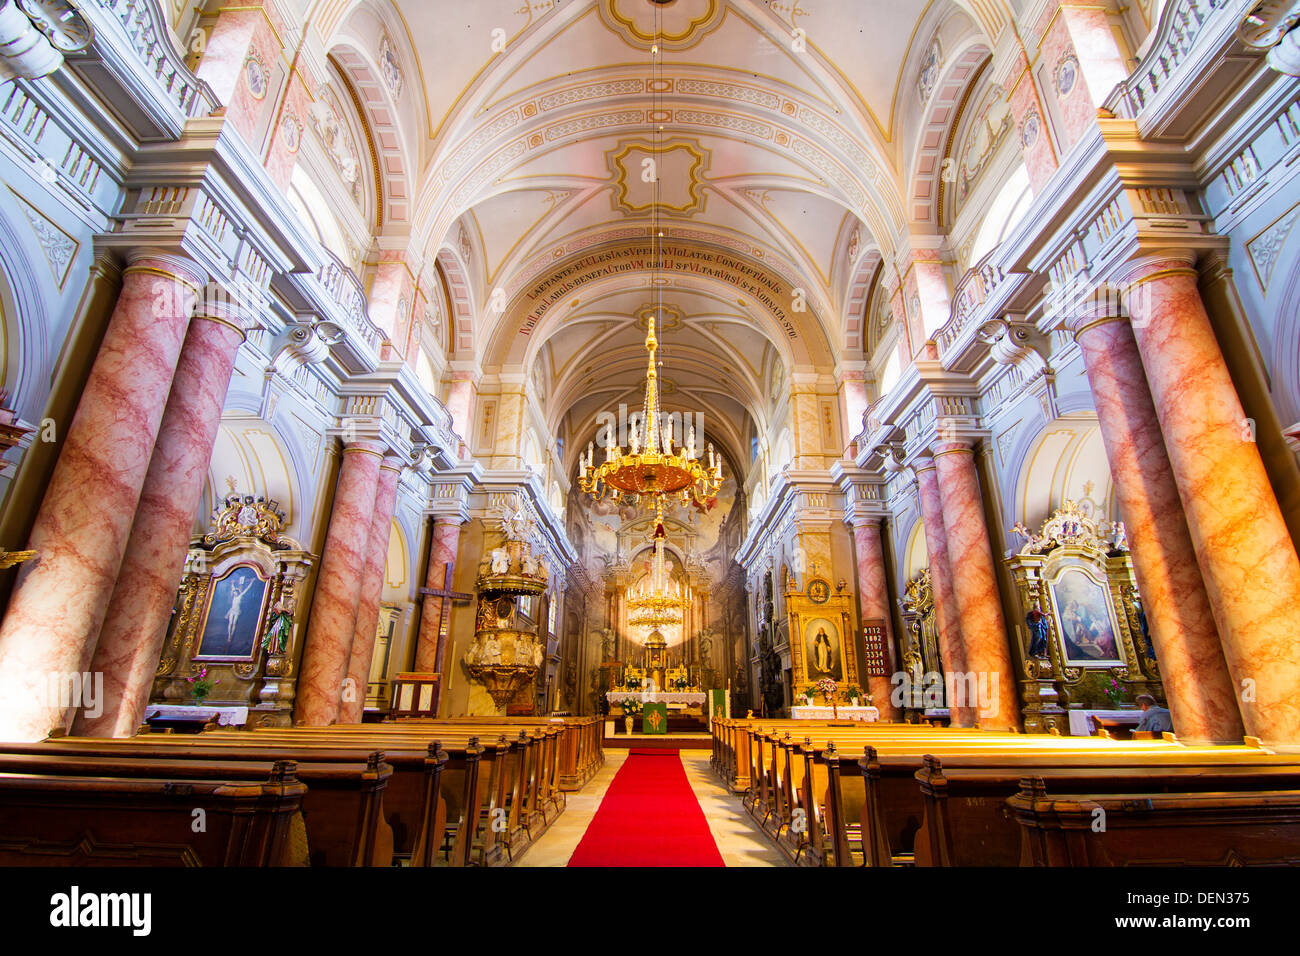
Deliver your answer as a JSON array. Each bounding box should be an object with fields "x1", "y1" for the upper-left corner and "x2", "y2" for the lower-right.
[{"x1": 625, "y1": 503, "x2": 685, "y2": 628}]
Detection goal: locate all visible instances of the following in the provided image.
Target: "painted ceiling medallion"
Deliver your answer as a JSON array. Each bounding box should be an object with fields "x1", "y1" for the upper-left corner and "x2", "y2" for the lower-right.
[
  {"x1": 607, "y1": 137, "x2": 710, "y2": 216},
  {"x1": 634, "y1": 302, "x2": 684, "y2": 333},
  {"x1": 599, "y1": 0, "x2": 725, "y2": 52}
]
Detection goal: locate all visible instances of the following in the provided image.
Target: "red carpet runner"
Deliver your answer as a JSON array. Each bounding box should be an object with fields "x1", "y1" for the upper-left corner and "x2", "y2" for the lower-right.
[{"x1": 568, "y1": 750, "x2": 725, "y2": 867}]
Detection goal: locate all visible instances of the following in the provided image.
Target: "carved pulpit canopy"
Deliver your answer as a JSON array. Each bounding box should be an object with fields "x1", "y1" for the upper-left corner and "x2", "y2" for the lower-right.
[
  {"x1": 1005, "y1": 500, "x2": 1161, "y2": 733},
  {"x1": 151, "y1": 491, "x2": 314, "y2": 728}
]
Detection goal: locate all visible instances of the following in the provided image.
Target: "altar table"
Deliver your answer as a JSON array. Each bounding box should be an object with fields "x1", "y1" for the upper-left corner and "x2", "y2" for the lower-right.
[
  {"x1": 790, "y1": 705, "x2": 880, "y2": 722},
  {"x1": 144, "y1": 704, "x2": 249, "y2": 727},
  {"x1": 1067, "y1": 708, "x2": 1143, "y2": 737},
  {"x1": 605, "y1": 691, "x2": 707, "y2": 706}
]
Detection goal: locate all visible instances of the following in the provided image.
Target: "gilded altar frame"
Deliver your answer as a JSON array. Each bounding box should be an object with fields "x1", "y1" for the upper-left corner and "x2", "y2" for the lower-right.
[
  {"x1": 786, "y1": 576, "x2": 860, "y2": 698},
  {"x1": 1004, "y1": 501, "x2": 1162, "y2": 734},
  {"x1": 151, "y1": 493, "x2": 313, "y2": 728}
]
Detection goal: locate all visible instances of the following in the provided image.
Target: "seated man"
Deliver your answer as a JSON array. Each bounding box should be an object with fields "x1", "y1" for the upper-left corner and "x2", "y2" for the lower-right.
[{"x1": 1135, "y1": 693, "x2": 1173, "y2": 734}]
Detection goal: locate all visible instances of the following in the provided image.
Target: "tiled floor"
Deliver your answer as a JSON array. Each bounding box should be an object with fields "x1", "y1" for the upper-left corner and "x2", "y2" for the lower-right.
[{"x1": 514, "y1": 750, "x2": 787, "y2": 867}]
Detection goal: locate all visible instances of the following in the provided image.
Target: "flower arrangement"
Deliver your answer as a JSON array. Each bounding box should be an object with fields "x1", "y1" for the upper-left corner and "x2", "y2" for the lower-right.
[
  {"x1": 815, "y1": 678, "x2": 838, "y2": 701},
  {"x1": 845, "y1": 684, "x2": 863, "y2": 703},
  {"x1": 801, "y1": 685, "x2": 816, "y2": 702},
  {"x1": 621, "y1": 697, "x2": 643, "y2": 716},
  {"x1": 1101, "y1": 676, "x2": 1124, "y2": 708},
  {"x1": 186, "y1": 666, "x2": 218, "y2": 702},
  {"x1": 673, "y1": 675, "x2": 690, "y2": 691},
  {"x1": 625, "y1": 675, "x2": 642, "y2": 690}
]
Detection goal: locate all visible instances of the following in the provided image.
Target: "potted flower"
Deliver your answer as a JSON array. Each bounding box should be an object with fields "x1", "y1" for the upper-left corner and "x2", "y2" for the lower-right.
[
  {"x1": 845, "y1": 684, "x2": 863, "y2": 706},
  {"x1": 185, "y1": 666, "x2": 218, "y2": 704},
  {"x1": 815, "y1": 678, "x2": 838, "y2": 704},
  {"x1": 801, "y1": 685, "x2": 816, "y2": 706},
  {"x1": 621, "y1": 697, "x2": 642, "y2": 735},
  {"x1": 1101, "y1": 676, "x2": 1124, "y2": 709},
  {"x1": 673, "y1": 674, "x2": 689, "y2": 691}
]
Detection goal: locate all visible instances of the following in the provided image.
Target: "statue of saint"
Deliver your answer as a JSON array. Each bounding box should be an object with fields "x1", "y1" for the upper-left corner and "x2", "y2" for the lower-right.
[
  {"x1": 262, "y1": 598, "x2": 294, "y2": 656},
  {"x1": 1026, "y1": 601, "x2": 1051, "y2": 657},
  {"x1": 490, "y1": 549, "x2": 510, "y2": 575}
]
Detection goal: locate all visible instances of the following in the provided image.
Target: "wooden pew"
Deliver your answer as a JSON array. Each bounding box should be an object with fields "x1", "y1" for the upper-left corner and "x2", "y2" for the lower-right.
[
  {"x1": 0, "y1": 761, "x2": 305, "y2": 866},
  {"x1": 223, "y1": 721, "x2": 568, "y2": 858},
  {"x1": 914, "y1": 756, "x2": 1300, "y2": 866},
  {"x1": 1007, "y1": 776, "x2": 1300, "y2": 865},
  {"x1": 0, "y1": 749, "x2": 393, "y2": 866},
  {"x1": 208, "y1": 720, "x2": 569, "y2": 862},
  {"x1": 734, "y1": 724, "x2": 1296, "y2": 867},
  {"x1": 22, "y1": 732, "x2": 471, "y2": 865},
  {"x1": 403, "y1": 716, "x2": 603, "y2": 790}
]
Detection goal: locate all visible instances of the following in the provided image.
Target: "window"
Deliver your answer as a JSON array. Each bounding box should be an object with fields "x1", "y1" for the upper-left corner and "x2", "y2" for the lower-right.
[{"x1": 969, "y1": 165, "x2": 1033, "y2": 265}]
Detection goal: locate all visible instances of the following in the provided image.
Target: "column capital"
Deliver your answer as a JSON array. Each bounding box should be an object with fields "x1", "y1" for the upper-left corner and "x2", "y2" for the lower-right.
[{"x1": 122, "y1": 251, "x2": 208, "y2": 299}]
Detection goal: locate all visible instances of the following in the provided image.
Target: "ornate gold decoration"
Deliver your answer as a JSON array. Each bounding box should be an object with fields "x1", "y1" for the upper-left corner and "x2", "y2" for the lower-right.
[
  {"x1": 204, "y1": 493, "x2": 289, "y2": 549},
  {"x1": 1005, "y1": 502, "x2": 1161, "y2": 733},
  {"x1": 0, "y1": 549, "x2": 36, "y2": 570}
]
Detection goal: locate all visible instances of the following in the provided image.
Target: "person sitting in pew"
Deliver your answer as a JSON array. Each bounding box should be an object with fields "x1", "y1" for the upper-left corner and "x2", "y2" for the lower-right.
[{"x1": 1135, "y1": 694, "x2": 1173, "y2": 734}]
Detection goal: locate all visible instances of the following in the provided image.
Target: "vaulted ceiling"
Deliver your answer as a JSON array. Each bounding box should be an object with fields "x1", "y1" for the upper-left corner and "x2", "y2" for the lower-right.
[{"x1": 315, "y1": 0, "x2": 1003, "y2": 476}]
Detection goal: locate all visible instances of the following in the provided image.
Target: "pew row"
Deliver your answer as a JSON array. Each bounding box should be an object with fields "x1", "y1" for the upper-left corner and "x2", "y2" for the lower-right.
[{"x1": 0, "y1": 761, "x2": 307, "y2": 866}]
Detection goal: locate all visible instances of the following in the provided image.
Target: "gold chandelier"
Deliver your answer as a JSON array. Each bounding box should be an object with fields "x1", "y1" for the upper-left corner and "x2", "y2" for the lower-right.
[{"x1": 576, "y1": 9, "x2": 722, "y2": 513}]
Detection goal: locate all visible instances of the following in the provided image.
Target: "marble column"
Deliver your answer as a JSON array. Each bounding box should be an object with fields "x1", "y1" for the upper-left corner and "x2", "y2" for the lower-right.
[
  {"x1": 1124, "y1": 255, "x2": 1300, "y2": 747},
  {"x1": 911, "y1": 457, "x2": 973, "y2": 727},
  {"x1": 931, "y1": 441, "x2": 1020, "y2": 732},
  {"x1": 413, "y1": 517, "x2": 465, "y2": 680},
  {"x1": 850, "y1": 516, "x2": 901, "y2": 720},
  {"x1": 76, "y1": 300, "x2": 252, "y2": 737},
  {"x1": 0, "y1": 253, "x2": 204, "y2": 741},
  {"x1": 295, "y1": 440, "x2": 385, "y2": 726},
  {"x1": 1071, "y1": 311, "x2": 1244, "y2": 743},
  {"x1": 339, "y1": 456, "x2": 404, "y2": 725}
]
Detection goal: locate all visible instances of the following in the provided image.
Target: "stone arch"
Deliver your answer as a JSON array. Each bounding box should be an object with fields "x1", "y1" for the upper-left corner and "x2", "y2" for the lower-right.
[
  {"x1": 0, "y1": 202, "x2": 52, "y2": 424},
  {"x1": 435, "y1": 247, "x2": 477, "y2": 360},
  {"x1": 203, "y1": 410, "x2": 312, "y2": 545},
  {"x1": 1003, "y1": 414, "x2": 1115, "y2": 542}
]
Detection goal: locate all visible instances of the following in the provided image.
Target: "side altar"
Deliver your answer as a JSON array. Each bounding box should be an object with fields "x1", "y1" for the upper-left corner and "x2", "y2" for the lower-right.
[{"x1": 150, "y1": 492, "x2": 313, "y2": 728}]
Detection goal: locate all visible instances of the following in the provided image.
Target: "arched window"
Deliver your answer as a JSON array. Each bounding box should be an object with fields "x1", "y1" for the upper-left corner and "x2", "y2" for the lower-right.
[
  {"x1": 969, "y1": 165, "x2": 1033, "y2": 264},
  {"x1": 288, "y1": 167, "x2": 351, "y2": 267}
]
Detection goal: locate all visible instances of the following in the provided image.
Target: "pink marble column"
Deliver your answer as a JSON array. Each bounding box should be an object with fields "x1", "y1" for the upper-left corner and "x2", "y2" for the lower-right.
[
  {"x1": 1071, "y1": 311, "x2": 1244, "y2": 743},
  {"x1": 295, "y1": 440, "x2": 385, "y2": 726},
  {"x1": 912, "y1": 458, "x2": 974, "y2": 727},
  {"x1": 0, "y1": 253, "x2": 205, "y2": 741},
  {"x1": 850, "y1": 516, "x2": 901, "y2": 720},
  {"x1": 931, "y1": 442, "x2": 1020, "y2": 732},
  {"x1": 413, "y1": 517, "x2": 464, "y2": 685},
  {"x1": 339, "y1": 456, "x2": 404, "y2": 725},
  {"x1": 76, "y1": 302, "x2": 252, "y2": 737},
  {"x1": 1124, "y1": 256, "x2": 1300, "y2": 747}
]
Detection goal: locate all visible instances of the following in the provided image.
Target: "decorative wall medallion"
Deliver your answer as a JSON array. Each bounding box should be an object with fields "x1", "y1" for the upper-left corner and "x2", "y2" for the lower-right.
[
  {"x1": 807, "y1": 577, "x2": 830, "y2": 604},
  {"x1": 244, "y1": 53, "x2": 268, "y2": 99},
  {"x1": 1021, "y1": 110, "x2": 1041, "y2": 148},
  {"x1": 1056, "y1": 55, "x2": 1079, "y2": 96},
  {"x1": 918, "y1": 38, "x2": 943, "y2": 103},
  {"x1": 280, "y1": 112, "x2": 301, "y2": 153},
  {"x1": 379, "y1": 31, "x2": 404, "y2": 99},
  {"x1": 634, "y1": 301, "x2": 683, "y2": 332}
]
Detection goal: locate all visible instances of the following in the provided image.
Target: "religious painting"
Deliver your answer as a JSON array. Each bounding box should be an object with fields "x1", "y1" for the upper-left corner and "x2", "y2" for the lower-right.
[
  {"x1": 803, "y1": 617, "x2": 844, "y2": 683},
  {"x1": 1049, "y1": 566, "x2": 1123, "y2": 667},
  {"x1": 195, "y1": 564, "x2": 270, "y2": 661}
]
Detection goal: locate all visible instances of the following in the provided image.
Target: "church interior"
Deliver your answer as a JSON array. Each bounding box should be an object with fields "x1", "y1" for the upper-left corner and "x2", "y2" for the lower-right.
[{"x1": 0, "y1": 0, "x2": 1299, "y2": 879}]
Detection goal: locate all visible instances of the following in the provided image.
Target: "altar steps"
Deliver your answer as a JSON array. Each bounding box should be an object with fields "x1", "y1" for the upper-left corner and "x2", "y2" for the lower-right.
[{"x1": 605, "y1": 732, "x2": 712, "y2": 751}]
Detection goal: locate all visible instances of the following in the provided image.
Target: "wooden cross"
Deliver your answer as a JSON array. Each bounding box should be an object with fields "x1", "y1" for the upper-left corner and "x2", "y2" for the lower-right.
[
  {"x1": 418, "y1": 566, "x2": 475, "y2": 712},
  {"x1": 418, "y1": 565, "x2": 474, "y2": 606}
]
